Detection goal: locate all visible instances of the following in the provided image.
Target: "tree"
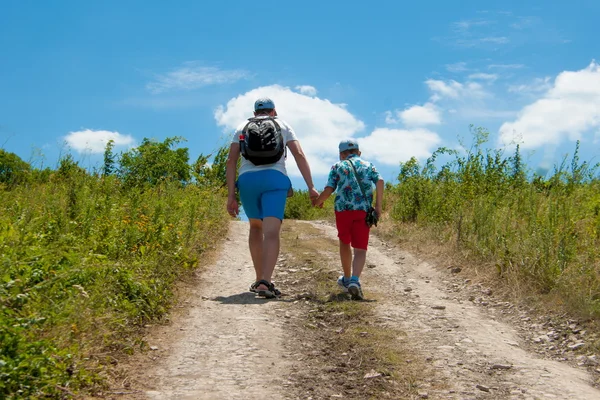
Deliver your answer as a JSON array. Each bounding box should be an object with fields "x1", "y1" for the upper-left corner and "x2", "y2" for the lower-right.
[
  {"x1": 192, "y1": 145, "x2": 229, "y2": 188},
  {"x1": 56, "y1": 153, "x2": 87, "y2": 179},
  {"x1": 0, "y1": 149, "x2": 31, "y2": 187},
  {"x1": 103, "y1": 139, "x2": 116, "y2": 177},
  {"x1": 118, "y1": 137, "x2": 190, "y2": 187}
]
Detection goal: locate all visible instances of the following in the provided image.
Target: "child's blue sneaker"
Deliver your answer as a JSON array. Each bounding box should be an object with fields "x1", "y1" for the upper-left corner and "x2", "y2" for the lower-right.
[
  {"x1": 348, "y1": 281, "x2": 364, "y2": 300},
  {"x1": 337, "y1": 276, "x2": 349, "y2": 293}
]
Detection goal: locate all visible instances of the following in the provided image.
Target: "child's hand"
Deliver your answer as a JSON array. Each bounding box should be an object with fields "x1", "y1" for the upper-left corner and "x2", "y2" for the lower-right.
[{"x1": 308, "y1": 187, "x2": 319, "y2": 203}]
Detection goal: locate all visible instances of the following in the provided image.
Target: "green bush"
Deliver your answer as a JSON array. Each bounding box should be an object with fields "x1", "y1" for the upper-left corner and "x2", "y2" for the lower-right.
[{"x1": 284, "y1": 189, "x2": 335, "y2": 220}]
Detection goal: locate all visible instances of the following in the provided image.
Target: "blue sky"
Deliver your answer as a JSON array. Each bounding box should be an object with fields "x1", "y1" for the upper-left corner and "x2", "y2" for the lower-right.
[{"x1": 1, "y1": 0, "x2": 599, "y2": 189}]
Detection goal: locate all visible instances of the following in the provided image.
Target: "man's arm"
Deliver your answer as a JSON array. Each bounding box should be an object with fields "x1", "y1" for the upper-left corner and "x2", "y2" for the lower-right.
[
  {"x1": 286, "y1": 140, "x2": 319, "y2": 200},
  {"x1": 226, "y1": 142, "x2": 240, "y2": 217}
]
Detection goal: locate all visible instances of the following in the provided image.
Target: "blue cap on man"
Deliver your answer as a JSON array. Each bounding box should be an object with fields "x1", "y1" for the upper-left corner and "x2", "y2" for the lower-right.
[
  {"x1": 254, "y1": 97, "x2": 275, "y2": 111},
  {"x1": 339, "y1": 139, "x2": 359, "y2": 152}
]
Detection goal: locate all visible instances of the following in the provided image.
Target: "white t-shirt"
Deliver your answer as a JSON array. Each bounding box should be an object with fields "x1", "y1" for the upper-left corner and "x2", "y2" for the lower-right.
[{"x1": 231, "y1": 117, "x2": 298, "y2": 176}]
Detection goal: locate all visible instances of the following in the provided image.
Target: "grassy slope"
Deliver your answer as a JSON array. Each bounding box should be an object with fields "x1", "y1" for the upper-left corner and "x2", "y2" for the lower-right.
[{"x1": 0, "y1": 177, "x2": 229, "y2": 398}]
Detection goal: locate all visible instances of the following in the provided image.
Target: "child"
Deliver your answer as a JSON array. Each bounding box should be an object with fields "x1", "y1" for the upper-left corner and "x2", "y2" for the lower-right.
[{"x1": 313, "y1": 139, "x2": 384, "y2": 300}]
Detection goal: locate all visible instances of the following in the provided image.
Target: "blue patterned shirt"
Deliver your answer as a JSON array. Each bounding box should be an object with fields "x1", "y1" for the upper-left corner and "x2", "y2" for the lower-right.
[{"x1": 325, "y1": 154, "x2": 382, "y2": 212}]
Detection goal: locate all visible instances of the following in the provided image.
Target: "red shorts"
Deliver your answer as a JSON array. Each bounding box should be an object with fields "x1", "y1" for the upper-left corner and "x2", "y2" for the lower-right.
[{"x1": 335, "y1": 210, "x2": 370, "y2": 250}]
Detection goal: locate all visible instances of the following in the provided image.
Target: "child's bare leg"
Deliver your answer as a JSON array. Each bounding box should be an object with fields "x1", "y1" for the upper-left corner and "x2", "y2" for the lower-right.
[
  {"x1": 339, "y1": 240, "x2": 352, "y2": 278},
  {"x1": 352, "y1": 248, "x2": 367, "y2": 278}
]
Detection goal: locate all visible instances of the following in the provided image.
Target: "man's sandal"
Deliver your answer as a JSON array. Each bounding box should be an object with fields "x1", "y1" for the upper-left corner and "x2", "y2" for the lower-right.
[
  {"x1": 255, "y1": 279, "x2": 281, "y2": 299},
  {"x1": 249, "y1": 281, "x2": 260, "y2": 293}
]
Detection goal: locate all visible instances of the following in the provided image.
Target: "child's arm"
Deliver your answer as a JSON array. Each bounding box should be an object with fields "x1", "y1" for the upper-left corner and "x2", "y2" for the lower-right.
[
  {"x1": 313, "y1": 186, "x2": 334, "y2": 207},
  {"x1": 374, "y1": 179, "x2": 384, "y2": 216}
]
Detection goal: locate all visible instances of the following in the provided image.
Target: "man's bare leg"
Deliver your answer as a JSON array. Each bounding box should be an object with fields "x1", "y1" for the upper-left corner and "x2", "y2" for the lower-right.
[
  {"x1": 248, "y1": 218, "x2": 263, "y2": 283},
  {"x1": 256, "y1": 217, "x2": 282, "y2": 289}
]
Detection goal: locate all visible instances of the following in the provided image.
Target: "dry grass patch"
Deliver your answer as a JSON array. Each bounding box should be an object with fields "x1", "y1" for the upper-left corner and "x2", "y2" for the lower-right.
[{"x1": 277, "y1": 220, "x2": 432, "y2": 399}]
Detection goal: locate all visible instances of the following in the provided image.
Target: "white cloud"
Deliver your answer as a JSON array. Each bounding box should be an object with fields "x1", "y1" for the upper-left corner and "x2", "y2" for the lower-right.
[
  {"x1": 508, "y1": 77, "x2": 552, "y2": 94},
  {"x1": 499, "y1": 61, "x2": 600, "y2": 149},
  {"x1": 437, "y1": 17, "x2": 511, "y2": 49},
  {"x1": 510, "y1": 16, "x2": 538, "y2": 30},
  {"x1": 359, "y1": 128, "x2": 442, "y2": 166},
  {"x1": 384, "y1": 111, "x2": 399, "y2": 124},
  {"x1": 488, "y1": 64, "x2": 525, "y2": 70},
  {"x1": 422, "y1": 75, "x2": 517, "y2": 121},
  {"x1": 147, "y1": 63, "x2": 249, "y2": 94},
  {"x1": 216, "y1": 85, "x2": 445, "y2": 177},
  {"x1": 453, "y1": 19, "x2": 493, "y2": 32},
  {"x1": 446, "y1": 62, "x2": 469, "y2": 73},
  {"x1": 64, "y1": 129, "x2": 135, "y2": 154},
  {"x1": 426, "y1": 79, "x2": 463, "y2": 99},
  {"x1": 453, "y1": 37, "x2": 510, "y2": 47},
  {"x1": 294, "y1": 85, "x2": 317, "y2": 96},
  {"x1": 478, "y1": 36, "x2": 509, "y2": 44},
  {"x1": 385, "y1": 74, "x2": 500, "y2": 131},
  {"x1": 214, "y1": 85, "x2": 365, "y2": 176},
  {"x1": 399, "y1": 103, "x2": 442, "y2": 126},
  {"x1": 468, "y1": 73, "x2": 498, "y2": 82},
  {"x1": 426, "y1": 79, "x2": 488, "y2": 101}
]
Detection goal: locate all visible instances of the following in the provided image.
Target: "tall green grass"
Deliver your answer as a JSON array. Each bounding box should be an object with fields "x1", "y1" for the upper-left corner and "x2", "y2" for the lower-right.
[
  {"x1": 0, "y1": 173, "x2": 228, "y2": 398},
  {"x1": 389, "y1": 127, "x2": 600, "y2": 318}
]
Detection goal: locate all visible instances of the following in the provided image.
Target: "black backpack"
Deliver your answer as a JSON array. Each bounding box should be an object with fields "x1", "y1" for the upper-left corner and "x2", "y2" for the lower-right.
[{"x1": 239, "y1": 116, "x2": 285, "y2": 166}]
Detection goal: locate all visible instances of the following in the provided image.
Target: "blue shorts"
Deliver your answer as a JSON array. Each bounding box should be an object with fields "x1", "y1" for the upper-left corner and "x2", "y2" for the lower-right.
[{"x1": 237, "y1": 170, "x2": 291, "y2": 220}]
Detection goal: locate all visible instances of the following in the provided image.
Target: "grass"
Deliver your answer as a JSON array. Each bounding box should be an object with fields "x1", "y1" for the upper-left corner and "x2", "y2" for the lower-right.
[
  {"x1": 0, "y1": 174, "x2": 229, "y2": 398},
  {"x1": 381, "y1": 130, "x2": 600, "y2": 321}
]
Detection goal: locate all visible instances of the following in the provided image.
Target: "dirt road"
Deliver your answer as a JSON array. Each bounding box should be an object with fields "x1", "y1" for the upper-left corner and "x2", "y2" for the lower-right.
[{"x1": 120, "y1": 220, "x2": 600, "y2": 400}]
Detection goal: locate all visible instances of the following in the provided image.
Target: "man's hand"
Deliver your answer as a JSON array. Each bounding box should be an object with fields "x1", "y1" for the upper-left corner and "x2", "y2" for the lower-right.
[
  {"x1": 308, "y1": 187, "x2": 319, "y2": 204},
  {"x1": 375, "y1": 205, "x2": 382, "y2": 218},
  {"x1": 227, "y1": 196, "x2": 239, "y2": 218}
]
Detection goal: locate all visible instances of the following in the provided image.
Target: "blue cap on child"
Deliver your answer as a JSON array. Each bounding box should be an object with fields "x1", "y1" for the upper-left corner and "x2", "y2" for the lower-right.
[{"x1": 339, "y1": 139, "x2": 359, "y2": 152}]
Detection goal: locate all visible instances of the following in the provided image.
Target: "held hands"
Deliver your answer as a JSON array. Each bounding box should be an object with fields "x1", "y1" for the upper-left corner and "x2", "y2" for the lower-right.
[{"x1": 308, "y1": 187, "x2": 322, "y2": 208}]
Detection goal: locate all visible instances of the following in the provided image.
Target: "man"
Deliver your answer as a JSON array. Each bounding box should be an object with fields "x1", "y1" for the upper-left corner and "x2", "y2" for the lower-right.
[
  {"x1": 226, "y1": 97, "x2": 319, "y2": 298},
  {"x1": 312, "y1": 139, "x2": 384, "y2": 300}
]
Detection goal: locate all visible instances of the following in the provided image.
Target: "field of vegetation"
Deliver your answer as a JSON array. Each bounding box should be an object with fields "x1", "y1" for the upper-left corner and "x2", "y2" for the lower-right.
[
  {"x1": 386, "y1": 128, "x2": 600, "y2": 321},
  {"x1": 0, "y1": 138, "x2": 229, "y2": 398},
  {"x1": 2, "y1": 128, "x2": 600, "y2": 397}
]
